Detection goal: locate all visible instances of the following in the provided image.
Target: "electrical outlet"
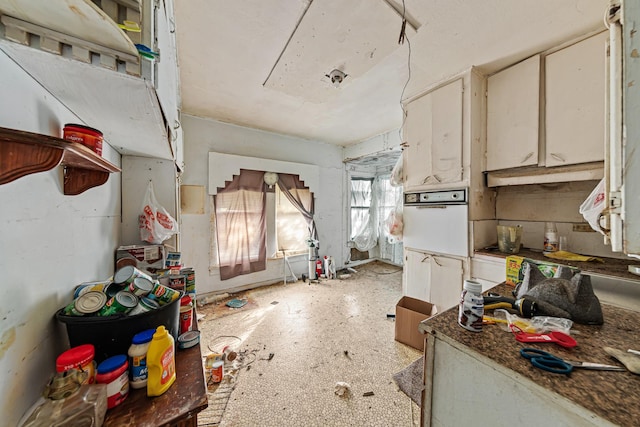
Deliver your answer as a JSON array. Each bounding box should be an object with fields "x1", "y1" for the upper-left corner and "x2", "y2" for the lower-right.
[{"x1": 573, "y1": 223, "x2": 595, "y2": 232}]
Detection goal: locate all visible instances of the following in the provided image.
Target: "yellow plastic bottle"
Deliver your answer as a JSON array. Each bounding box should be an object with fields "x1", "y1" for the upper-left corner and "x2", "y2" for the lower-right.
[{"x1": 146, "y1": 325, "x2": 176, "y2": 396}]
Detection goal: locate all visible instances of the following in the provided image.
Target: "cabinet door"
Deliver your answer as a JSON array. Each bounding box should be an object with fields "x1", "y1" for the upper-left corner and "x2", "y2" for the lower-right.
[
  {"x1": 429, "y1": 255, "x2": 463, "y2": 312},
  {"x1": 486, "y1": 55, "x2": 540, "y2": 171},
  {"x1": 403, "y1": 79, "x2": 463, "y2": 189},
  {"x1": 403, "y1": 249, "x2": 463, "y2": 312},
  {"x1": 404, "y1": 249, "x2": 431, "y2": 302},
  {"x1": 545, "y1": 32, "x2": 607, "y2": 167}
]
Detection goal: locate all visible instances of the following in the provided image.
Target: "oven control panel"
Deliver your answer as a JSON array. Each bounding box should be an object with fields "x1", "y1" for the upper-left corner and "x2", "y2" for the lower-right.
[{"x1": 404, "y1": 189, "x2": 467, "y2": 206}]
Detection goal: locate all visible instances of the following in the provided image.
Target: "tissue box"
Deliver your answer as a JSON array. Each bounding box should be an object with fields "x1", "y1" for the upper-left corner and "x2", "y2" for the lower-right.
[
  {"x1": 505, "y1": 255, "x2": 577, "y2": 286},
  {"x1": 115, "y1": 245, "x2": 166, "y2": 273}
]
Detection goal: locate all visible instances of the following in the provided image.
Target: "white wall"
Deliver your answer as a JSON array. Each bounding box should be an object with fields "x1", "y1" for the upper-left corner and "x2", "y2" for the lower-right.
[
  {"x1": 180, "y1": 115, "x2": 344, "y2": 296},
  {"x1": 0, "y1": 50, "x2": 121, "y2": 425}
]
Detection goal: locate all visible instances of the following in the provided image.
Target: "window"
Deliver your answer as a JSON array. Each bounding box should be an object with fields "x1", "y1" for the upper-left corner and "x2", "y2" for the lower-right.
[
  {"x1": 350, "y1": 178, "x2": 373, "y2": 240},
  {"x1": 212, "y1": 170, "x2": 314, "y2": 279},
  {"x1": 275, "y1": 186, "x2": 309, "y2": 254}
]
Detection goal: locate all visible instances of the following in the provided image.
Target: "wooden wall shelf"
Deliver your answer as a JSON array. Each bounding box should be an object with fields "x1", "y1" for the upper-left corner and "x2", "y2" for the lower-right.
[{"x1": 0, "y1": 127, "x2": 120, "y2": 195}]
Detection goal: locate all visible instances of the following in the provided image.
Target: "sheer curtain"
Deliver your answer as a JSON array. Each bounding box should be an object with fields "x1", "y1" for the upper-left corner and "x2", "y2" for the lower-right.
[
  {"x1": 214, "y1": 169, "x2": 267, "y2": 280},
  {"x1": 277, "y1": 173, "x2": 317, "y2": 241},
  {"x1": 350, "y1": 178, "x2": 377, "y2": 251}
]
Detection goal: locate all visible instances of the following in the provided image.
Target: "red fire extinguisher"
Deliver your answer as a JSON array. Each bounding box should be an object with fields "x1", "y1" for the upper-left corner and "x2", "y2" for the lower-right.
[{"x1": 316, "y1": 259, "x2": 323, "y2": 278}]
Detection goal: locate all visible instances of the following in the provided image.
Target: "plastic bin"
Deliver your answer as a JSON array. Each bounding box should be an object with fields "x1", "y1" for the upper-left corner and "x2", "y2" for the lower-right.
[{"x1": 56, "y1": 294, "x2": 182, "y2": 363}]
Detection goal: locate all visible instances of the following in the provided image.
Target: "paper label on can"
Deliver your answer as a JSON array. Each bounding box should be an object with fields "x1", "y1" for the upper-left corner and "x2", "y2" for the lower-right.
[{"x1": 106, "y1": 371, "x2": 129, "y2": 408}]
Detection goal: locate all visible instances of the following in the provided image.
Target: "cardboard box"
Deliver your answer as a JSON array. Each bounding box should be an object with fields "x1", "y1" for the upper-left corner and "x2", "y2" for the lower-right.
[
  {"x1": 395, "y1": 296, "x2": 437, "y2": 350},
  {"x1": 115, "y1": 245, "x2": 166, "y2": 273},
  {"x1": 505, "y1": 255, "x2": 579, "y2": 286}
]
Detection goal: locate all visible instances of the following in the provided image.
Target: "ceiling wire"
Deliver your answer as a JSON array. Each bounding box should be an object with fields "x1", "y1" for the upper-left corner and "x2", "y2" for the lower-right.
[{"x1": 398, "y1": 0, "x2": 411, "y2": 147}]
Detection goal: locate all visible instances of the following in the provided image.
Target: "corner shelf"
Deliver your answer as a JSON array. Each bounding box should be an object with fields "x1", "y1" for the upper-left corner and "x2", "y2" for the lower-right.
[{"x1": 0, "y1": 126, "x2": 120, "y2": 195}]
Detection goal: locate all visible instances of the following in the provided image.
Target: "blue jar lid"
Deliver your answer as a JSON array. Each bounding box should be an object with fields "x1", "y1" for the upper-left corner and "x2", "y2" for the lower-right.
[
  {"x1": 132, "y1": 328, "x2": 156, "y2": 345},
  {"x1": 97, "y1": 354, "x2": 127, "y2": 374}
]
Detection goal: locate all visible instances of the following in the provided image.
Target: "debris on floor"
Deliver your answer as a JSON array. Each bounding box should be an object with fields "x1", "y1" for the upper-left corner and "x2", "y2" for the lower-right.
[
  {"x1": 226, "y1": 298, "x2": 248, "y2": 308},
  {"x1": 198, "y1": 292, "x2": 230, "y2": 307},
  {"x1": 338, "y1": 274, "x2": 351, "y2": 280},
  {"x1": 334, "y1": 381, "x2": 351, "y2": 397},
  {"x1": 363, "y1": 391, "x2": 375, "y2": 397}
]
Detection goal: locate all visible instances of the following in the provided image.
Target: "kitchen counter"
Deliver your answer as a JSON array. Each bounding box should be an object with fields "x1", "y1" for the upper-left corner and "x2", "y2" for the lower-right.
[
  {"x1": 475, "y1": 247, "x2": 640, "y2": 281},
  {"x1": 419, "y1": 284, "x2": 640, "y2": 427}
]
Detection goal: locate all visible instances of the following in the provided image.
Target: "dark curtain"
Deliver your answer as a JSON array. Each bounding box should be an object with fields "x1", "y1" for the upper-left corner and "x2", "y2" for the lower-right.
[{"x1": 214, "y1": 169, "x2": 267, "y2": 280}]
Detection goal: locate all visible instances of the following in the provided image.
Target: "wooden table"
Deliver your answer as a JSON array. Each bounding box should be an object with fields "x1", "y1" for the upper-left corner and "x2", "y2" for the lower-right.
[{"x1": 103, "y1": 334, "x2": 208, "y2": 426}]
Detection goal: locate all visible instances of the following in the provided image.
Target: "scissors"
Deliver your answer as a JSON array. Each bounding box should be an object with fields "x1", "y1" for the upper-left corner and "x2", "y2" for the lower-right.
[
  {"x1": 509, "y1": 324, "x2": 577, "y2": 348},
  {"x1": 520, "y1": 348, "x2": 626, "y2": 375}
]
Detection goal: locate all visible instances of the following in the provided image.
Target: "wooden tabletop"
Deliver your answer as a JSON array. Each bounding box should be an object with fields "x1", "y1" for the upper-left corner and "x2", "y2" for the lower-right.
[{"x1": 103, "y1": 335, "x2": 208, "y2": 426}]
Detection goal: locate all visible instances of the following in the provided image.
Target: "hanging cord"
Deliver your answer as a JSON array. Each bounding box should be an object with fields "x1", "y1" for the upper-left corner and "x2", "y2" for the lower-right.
[{"x1": 397, "y1": 0, "x2": 412, "y2": 146}]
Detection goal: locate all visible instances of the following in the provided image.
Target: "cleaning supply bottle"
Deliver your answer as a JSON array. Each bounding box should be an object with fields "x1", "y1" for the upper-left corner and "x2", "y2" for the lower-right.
[
  {"x1": 146, "y1": 326, "x2": 176, "y2": 396},
  {"x1": 544, "y1": 222, "x2": 559, "y2": 253}
]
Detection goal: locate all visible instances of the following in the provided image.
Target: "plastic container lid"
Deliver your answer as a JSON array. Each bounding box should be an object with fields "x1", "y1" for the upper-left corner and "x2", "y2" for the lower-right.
[
  {"x1": 97, "y1": 355, "x2": 128, "y2": 374},
  {"x1": 177, "y1": 331, "x2": 200, "y2": 349},
  {"x1": 132, "y1": 329, "x2": 156, "y2": 345},
  {"x1": 463, "y1": 280, "x2": 483, "y2": 294},
  {"x1": 180, "y1": 295, "x2": 192, "y2": 306},
  {"x1": 63, "y1": 123, "x2": 103, "y2": 137},
  {"x1": 56, "y1": 344, "x2": 95, "y2": 372}
]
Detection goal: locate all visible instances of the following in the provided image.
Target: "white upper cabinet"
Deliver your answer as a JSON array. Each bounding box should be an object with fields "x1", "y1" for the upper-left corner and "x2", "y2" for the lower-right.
[
  {"x1": 486, "y1": 55, "x2": 540, "y2": 171},
  {"x1": 403, "y1": 79, "x2": 463, "y2": 190},
  {"x1": 545, "y1": 32, "x2": 607, "y2": 167}
]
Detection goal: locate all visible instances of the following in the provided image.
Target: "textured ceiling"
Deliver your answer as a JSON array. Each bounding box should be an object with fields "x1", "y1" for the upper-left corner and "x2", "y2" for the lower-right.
[{"x1": 175, "y1": 0, "x2": 608, "y2": 146}]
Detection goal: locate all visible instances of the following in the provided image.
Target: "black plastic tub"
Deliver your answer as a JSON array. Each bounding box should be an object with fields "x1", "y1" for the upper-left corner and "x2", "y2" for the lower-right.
[{"x1": 56, "y1": 294, "x2": 182, "y2": 363}]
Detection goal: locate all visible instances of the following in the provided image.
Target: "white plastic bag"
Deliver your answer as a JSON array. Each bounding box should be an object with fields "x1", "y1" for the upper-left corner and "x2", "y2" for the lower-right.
[
  {"x1": 579, "y1": 178, "x2": 606, "y2": 236},
  {"x1": 139, "y1": 181, "x2": 178, "y2": 244},
  {"x1": 390, "y1": 155, "x2": 403, "y2": 187},
  {"x1": 385, "y1": 209, "x2": 403, "y2": 242}
]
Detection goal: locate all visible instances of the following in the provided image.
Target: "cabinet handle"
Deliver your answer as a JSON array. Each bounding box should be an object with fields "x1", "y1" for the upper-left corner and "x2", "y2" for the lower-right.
[
  {"x1": 421, "y1": 176, "x2": 431, "y2": 185},
  {"x1": 520, "y1": 152, "x2": 534, "y2": 164},
  {"x1": 432, "y1": 256, "x2": 442, "y2": 267},
  {"x1": 550, "y1": 153, "x2": 566, "y2": 162},
  {"x1": 421, "y1": 175, "x2": 442, "y2": 185},
  {"x1": 421, "y1": 255, "x2": 430, "y2": 263}
]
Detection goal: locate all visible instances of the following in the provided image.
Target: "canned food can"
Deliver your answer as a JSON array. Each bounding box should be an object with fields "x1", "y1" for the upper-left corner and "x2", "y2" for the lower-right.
[
  {"x1": 128, "y1": 277, "x2": 154, "y2": 297},
  {"x1": 148, "y1": 282, "x2": 181, "y2": 306},
  {"x1": 99, "y1": 291, "x2": 139, "y2": 316},
  {"x1": 169, "y1": 275, "x2": 186, "y2": 292},
  {"x1": 182, "y1": 268, "x2": 196, "y2": 295},
  {"x1": 64, "y1": 291, "x2": 108, "y2": 316},
  {"x1": 73, "y1": 281, "x2": 110, "y2": 299},
  {"x1": 113, "y1": 265, "x2": 152, "y2": 286},
  {"x1": 127, "y1": 297, "x2": 160, "y2": 316}
]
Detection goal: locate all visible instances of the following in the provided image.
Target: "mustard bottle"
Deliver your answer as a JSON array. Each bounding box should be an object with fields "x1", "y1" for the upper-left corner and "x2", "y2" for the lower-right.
[{"x1": 146, "y1": 325, "x2": 176, "y2": 396}]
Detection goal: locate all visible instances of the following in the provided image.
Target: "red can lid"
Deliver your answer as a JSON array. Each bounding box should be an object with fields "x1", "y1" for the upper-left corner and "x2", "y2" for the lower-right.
[
  {"x1": 56, "y1": 344, "x2": 95, "y2": 372},
  {"x1": 63, "y1": 123, "x2": 103, "y2": 137},
  {"x1": 180, "y1": 295, "x2": 192, "y2": 306}
]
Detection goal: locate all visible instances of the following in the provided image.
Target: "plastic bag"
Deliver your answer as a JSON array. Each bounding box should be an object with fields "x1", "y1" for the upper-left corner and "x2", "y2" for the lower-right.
[
  {"x1": 579, "y1": 178, "x2": 606, "y2": 236},
  {"x1": 390, "y1": 155, "x2": 403, "y2": 187},
  {"x1": 139, "y1": 181, "x2": 178, "y2": 244},
  {"x1": 491, "y1": 309, "x2": 573, "y2": 335},
  {"x1": 385, "y1": 209, "x2": 403, "y2": 242}
]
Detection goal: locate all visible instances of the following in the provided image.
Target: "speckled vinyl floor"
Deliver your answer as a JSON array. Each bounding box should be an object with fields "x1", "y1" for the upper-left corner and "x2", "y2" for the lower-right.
[{"x1": 196, "y1": 261, "x2": 422, "y2": 427}]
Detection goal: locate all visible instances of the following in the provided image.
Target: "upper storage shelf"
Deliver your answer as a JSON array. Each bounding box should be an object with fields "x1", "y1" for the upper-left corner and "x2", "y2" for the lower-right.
[
  {"x1": 0, "y1": 127, "x2": 120, "y2": 195},
  {"x1": 0, "y1": 0, "x2": 142, "y2": 75},
  {"x1": 0, "y1": 0, "x2": 179, "y2": 162}
]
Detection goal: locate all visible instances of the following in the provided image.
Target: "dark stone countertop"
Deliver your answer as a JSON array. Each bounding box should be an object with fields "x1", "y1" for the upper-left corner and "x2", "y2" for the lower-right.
[
  {"x1": 475, "y1": 247, "x2": 640, "y2": 282},
  {"x1": 419, "y1": 284, "x2": 640, "y2": 427}
]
